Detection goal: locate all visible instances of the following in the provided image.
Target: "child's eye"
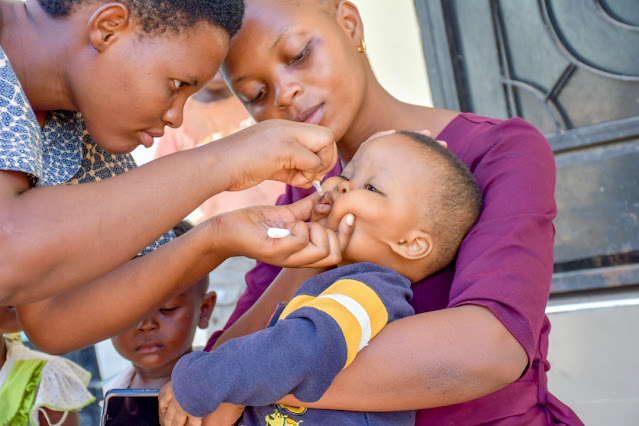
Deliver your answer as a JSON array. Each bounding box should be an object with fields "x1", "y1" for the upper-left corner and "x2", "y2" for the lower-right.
[
  {"x1": 159, "y1": 306, "x2": 178, "y2": 313},
  {"x1": 338, "y1": 175, "x2": 350, "y2": 181},
  {"x1": 173, "y1": 79, "x2": 189, "y2": 90},
  {"x1": 289, "y1": 42, "x2": 311, "y2": 65},
  {"x1": 365, "y1": 184, "x2": 379, "y2": 193}
]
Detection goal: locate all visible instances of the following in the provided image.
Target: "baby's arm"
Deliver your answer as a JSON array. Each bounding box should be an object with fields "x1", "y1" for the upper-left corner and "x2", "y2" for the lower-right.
[
  {"x1": 171, "y1": 263, "x2": 414, "y2": 418},
  {"x1": 171, "y1": 305, "x2": 349, "y2": 417}
]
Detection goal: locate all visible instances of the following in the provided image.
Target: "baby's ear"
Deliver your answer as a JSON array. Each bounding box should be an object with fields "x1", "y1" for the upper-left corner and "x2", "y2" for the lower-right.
[
  {"x1": 390, "y1": 231, "x2": 433, "y2": 261},
  {"x1": 198, "y1": 292, "x2": 217, "y2": 329}
]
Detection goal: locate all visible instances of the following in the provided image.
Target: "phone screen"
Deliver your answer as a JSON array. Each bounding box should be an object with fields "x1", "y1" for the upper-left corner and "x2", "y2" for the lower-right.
[{"x1": 101, "y1": 389, "x2": 160, "y2": 426}]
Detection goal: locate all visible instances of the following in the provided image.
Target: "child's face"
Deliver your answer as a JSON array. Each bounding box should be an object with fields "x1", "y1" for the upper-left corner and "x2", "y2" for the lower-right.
[
  {"x1": 311, "y1": 133, "x2": 437, "y2": 267},
  {"x1": 75, "y1": 22, "x2": 228, "y2": 154},
  {"x1": 111, "y1": 285, "x2": 214, "y2": 375},
  {"x1": 0, "y1": 306, "x2": 21, "y2": 335},
  {"x1": 221, "y1": 0, "x2": 367, "y2": 142}
]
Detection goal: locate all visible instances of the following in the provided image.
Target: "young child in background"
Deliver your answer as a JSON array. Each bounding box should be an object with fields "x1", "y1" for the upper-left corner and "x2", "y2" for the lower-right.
[
  {"x1": 160, "y1": 131, "x2": 483, "y2": 426},
  {"x1": 0, "y1": 306, "x2": 94, "y2": 426},
  {"x1": 103, "y1": 221, "x2": 216, "y2": 394}
]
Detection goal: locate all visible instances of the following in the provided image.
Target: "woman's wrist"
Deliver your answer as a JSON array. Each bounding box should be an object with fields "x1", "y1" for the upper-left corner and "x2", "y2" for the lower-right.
[{"x1": 194, "y1": 215, "x2": 238, "y2": 265}]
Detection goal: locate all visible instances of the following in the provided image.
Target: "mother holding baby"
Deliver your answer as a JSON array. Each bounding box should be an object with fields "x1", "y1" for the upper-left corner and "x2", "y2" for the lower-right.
[{"x1": 178, "y1": 1, "x2": 583, "y2": 425}]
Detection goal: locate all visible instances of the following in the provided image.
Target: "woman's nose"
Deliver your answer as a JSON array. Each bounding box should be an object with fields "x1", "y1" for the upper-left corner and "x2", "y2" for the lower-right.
[
  {"x1": 274, "y1": 78, "x2": 302, "y2": 109},
  {"x1": 162, "y1": 100, "x2": 186, "y2": 129}
]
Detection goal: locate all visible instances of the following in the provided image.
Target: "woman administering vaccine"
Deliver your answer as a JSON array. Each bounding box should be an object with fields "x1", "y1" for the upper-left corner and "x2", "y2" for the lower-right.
[
  {"x1": 200, "y1": 0, "x2": 583, "y2": 424},
  {"x1": 2, "y1": 0, "x2": 352, "y2": 353}
]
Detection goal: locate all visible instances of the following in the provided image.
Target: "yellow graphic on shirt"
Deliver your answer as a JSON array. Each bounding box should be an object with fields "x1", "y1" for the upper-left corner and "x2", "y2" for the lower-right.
[
  {"x1": 265, "y1": 408, "x2": 304, "y2": 425},
  {"x1": 277, "y1": 404, "x2": 307, "y2": 415}
]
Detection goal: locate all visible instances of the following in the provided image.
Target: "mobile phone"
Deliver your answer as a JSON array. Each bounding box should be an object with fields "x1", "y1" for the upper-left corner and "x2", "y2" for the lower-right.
[{"x1": 100, "y1": 388, "x2": 160, "y2": 426}]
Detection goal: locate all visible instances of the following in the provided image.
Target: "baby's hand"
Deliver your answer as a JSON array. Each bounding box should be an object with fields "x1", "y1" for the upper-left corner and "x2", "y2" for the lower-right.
[
  {"x1": 202, "y1": 403, "x2": 246, "y2": 426},
  {"x1": 159, "y1": 381, "x2": 203, "y2": 426}
]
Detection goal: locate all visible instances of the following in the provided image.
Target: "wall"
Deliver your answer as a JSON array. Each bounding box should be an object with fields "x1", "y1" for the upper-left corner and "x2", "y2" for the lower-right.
[{"x1": 352, "y1": 0, "x2": 433, "y2": 107}]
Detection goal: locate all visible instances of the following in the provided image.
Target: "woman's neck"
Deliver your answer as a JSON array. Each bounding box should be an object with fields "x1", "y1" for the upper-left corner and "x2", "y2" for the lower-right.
[
  {"x1": 337, "y1": 67, "x2": 459, "y2": 163},
  {"x1": 0, "y1": 0, "x2": 75, "y2": 112}
]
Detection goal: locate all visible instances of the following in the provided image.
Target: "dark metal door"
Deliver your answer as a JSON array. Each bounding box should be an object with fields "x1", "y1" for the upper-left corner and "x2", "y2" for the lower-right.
[{"x1": 414, "y1": 0, "x2": 639, "y2": 294}]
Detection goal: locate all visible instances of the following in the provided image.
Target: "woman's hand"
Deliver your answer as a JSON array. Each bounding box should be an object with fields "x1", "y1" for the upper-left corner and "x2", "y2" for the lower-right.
[
  {"x1": 204, "y1": 194, "x2": 355, "y2": 269},
  {"x1": 214, "y1": 119, "x2": 337, "y2": 191}
]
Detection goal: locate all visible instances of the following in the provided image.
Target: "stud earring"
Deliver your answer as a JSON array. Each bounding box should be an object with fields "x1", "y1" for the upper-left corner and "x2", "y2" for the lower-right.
[{"x1": 357, "y1": 39, "x2": 366, "y2": 54}]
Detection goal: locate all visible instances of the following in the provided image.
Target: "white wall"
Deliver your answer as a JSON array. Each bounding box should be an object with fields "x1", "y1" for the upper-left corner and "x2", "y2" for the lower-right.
[{"x1": 352, "y1": 0, "x2": 432, "y2": 107}]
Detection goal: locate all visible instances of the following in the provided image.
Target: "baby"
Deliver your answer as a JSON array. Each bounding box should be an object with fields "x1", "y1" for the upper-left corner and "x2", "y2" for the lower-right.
[
  {"x1": 104, "y1": 221, "x2": 216, "y2": 393},
  {"x1": 162, "y1": 131, "x2": 482, "y2": 425}
]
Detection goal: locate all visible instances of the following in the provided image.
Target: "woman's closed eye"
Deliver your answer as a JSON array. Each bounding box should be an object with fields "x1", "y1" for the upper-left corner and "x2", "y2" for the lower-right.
[{"x1": 289, "y1": 42, "x2": 311, "y2": 66}]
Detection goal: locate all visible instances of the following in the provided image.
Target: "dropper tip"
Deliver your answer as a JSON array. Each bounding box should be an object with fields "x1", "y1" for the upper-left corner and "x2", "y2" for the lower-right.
[{"x1": 312, "y1": 180, "x2": 324, "y2": 196}]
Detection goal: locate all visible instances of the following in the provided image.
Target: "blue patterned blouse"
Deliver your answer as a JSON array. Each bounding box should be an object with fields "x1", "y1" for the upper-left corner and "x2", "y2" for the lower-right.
[{"x1": 0, "y1": 46, "x2": 174, "y2": 254}]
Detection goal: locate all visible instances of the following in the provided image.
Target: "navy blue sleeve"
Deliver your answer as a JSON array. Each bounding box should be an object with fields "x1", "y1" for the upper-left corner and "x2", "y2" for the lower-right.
[{"x1": 172, "y1": 311, "x2": 346, "y2": 417}]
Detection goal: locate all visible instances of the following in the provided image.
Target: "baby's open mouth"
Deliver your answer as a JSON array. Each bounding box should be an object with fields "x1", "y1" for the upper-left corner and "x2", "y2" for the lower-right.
[{"x1": 314, "y1": 192, "x2": 333, "y2": 216}]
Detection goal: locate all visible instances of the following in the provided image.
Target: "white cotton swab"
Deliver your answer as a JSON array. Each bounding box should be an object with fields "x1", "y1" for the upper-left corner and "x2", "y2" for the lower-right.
[
  {"x1": 267, "y1": 228, "x2": 291, "y2": 239},
  {"x1": 312, "y1": 180, "x2": 324, "y2": 196},
  {"x1": 268, "y1": 181, "x2": 322, "y2": 239}
]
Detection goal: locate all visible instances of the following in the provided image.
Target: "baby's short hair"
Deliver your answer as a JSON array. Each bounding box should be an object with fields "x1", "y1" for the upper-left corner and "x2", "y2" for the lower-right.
[
  {"x1": 397, "y1": 131, "x2": 483, "y2": 273},
  {"x1": 38, "y1": 0, "x2": 245, "y2": 37}
]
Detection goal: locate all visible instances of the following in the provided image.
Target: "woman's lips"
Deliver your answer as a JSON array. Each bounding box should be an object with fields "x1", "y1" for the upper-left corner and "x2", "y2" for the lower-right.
[
  {"x1": 140, "y1": 132, "x2": 155, "y2": 148},
  {"x1": 299, "y1": 103, "x2": 325, "y2": 125}
]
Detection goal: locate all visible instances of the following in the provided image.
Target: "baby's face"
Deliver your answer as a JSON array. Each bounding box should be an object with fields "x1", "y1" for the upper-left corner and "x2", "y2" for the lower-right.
[
  {"x1": 111, "y1": 288, "x2": 204, "y2": 375},
  {"x1": 311, "y1": 133, "x2": 437, "y2": 266}
]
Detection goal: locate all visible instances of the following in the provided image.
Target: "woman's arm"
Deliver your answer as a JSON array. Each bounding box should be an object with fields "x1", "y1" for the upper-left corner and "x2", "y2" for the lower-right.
[
  {"x1": 18, "y1": 197, "x2": 352, "y2": 354},
  {"x1": 0, "y1": 120, "x2": 336, "y2": 305},
  {"x1": 281, "y1": 305, "x2": 527, "y2": 410}
]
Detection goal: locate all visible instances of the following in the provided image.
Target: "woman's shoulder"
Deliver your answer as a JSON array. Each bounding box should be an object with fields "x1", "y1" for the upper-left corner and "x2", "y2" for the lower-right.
[
  {"x1": 441, "y1": 113, "x2": 550, "y2": 161},
  {"x1": 444, "y1": 112, "x2": 543, "y2": 138}
]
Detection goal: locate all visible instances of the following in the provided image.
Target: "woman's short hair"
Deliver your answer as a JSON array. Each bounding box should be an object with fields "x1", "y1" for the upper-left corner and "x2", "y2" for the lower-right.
[{"x1": 38, "y1": 0, "x2": 245, "y2": 37}]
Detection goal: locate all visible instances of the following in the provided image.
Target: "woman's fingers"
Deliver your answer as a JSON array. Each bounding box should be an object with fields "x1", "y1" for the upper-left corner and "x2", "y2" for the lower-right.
[
  {"x1": 207, "y1": 200, "x2": 355, "y2": 269},
  {"x1": 220, "y1": 120, "x2": 337, "y2": 191},
  {"x1": 270, "y1": 123, "x2": 337, "y2": 187},
  {"x1": 414, "y1": 129, "x2": 447, "y2": 148}
]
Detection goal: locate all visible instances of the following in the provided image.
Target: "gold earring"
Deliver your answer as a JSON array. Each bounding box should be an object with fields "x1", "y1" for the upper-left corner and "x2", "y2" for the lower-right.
[{"x1": 357, "y1": 39, "x2": 366, "y2": 53}]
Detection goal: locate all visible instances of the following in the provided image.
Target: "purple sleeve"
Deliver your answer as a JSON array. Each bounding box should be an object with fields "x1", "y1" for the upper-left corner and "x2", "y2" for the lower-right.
[
  {"x1": 443, "y1": 115, "x2": 556, "y2": 366},
  {"x1": 204, "y1": 165, "x2": 343, "y2": 351}
]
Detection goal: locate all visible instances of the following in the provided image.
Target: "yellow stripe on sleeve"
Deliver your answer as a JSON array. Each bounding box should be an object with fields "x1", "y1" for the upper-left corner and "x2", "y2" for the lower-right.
[
  {"x1": 278, "y1": 278, "x2": 389, "y2": 369},
  {"x1": 279, "y1": 294, "x2": 315, "y2": 320},
  {"x1": 322, "y1": 279, "x2": 388, "y2": 338},
  {"x1": 303, "y1": 296, "x2": 363, "y2": 367}
]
